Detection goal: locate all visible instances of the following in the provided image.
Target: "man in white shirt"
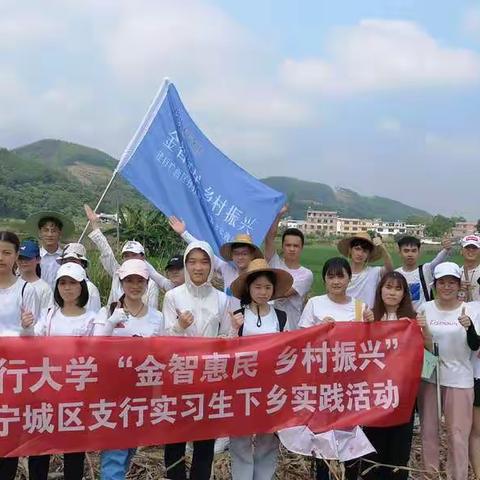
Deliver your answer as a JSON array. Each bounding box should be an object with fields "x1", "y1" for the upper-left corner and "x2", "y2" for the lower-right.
[
  {"x1": 26, "y1": 211, "x2": 75, "y2": 289},
  {"x1": 395, "y1": 235, "x2": 452, "y2": 311},
  {"x1": 337, "y1": 231, "x2": 393, "y2": 308},
  {"x1": 459, "y1": 235, "x2": 480, "y2": 302},
  {"x1": 264, "y1": 206, "x2": 314, "y2": 330}
]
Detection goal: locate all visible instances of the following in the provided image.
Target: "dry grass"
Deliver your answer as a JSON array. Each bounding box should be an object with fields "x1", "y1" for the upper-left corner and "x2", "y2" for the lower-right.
[{"x1": 12, "y1": 425, "x2": 478, "y2": 479}]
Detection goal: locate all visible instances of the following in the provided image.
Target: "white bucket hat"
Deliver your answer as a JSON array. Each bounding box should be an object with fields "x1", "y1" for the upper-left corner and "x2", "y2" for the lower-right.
[{"x1": 57, "y1": 243, "x2": 89, "y2": 265}]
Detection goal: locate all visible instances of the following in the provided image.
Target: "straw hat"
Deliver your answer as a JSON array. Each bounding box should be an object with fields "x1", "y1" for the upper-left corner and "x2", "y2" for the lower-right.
[
  {"x1": 337, "y1": 231, "x2": 383, "y2": 262},
  {"x1": 220, "y1": 233, "x2": 263, "y2": 261},
  {"x1": 230, "y1": 258, "x2": 293, "y2": 300},
  {"x1": 26, "y1": 211, "x2": 75, "y2": 239}
]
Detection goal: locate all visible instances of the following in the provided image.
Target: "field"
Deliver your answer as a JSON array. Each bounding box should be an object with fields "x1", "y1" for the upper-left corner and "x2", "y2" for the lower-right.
[{"x1": 283, "y1": 242, "x2": 462, "y2": 297}]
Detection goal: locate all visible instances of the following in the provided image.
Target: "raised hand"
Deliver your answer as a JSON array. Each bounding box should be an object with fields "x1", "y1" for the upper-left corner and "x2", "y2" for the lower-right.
[
  {"x1": 363, "y1": 308, "x2": 374, "y2": 323},
  {"x1": 416, "y1": 309, "x2": 427, "y2": 328},
  {"x1": 169, "y1": 216, "x2": 186, "y2": 235},
  {"x1": 441, "y1": 235, "x2": 452, "y2": 251},
  {"x1": 108, "y1": 307, "x2": 128, "y2": 328},
  {"x1": 458, "y1": 306, "x2": 472, "y2": 330},
  {"x1": 84, "y1": 204, "x2": 100, "y2": 229},
  {"x1": 21, "y1": 308, "x2": 34, "y2": 329},
  {"x1": 230, "y1": 311, "x2": 245, "y2": 330},
  {"x1": 176, "y1": 309, "x2": 194, "y2": 329}
]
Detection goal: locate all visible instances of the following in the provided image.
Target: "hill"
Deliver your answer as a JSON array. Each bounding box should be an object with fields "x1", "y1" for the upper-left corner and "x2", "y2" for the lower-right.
[
  {"x1": 262, "y1": 176, "x2": 431, "y2": 221},
  {"x1": 3, "y1": 139, "x2": 431, "y2": 225}
]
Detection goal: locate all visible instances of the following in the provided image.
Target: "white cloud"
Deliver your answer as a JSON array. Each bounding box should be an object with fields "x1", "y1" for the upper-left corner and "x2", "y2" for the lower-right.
[
  {"x1": 462, "y1": 5, "x2": 480, "y2": 37},
  {"x1": 281, "y1": 19, "x2": 480, "y2": 95},
  {"x1": 424, "y1": 133, "x2": 480, "y2": 159},
  {"x1": 377, "y1": 117, "x2": 402, "y2": 134}
]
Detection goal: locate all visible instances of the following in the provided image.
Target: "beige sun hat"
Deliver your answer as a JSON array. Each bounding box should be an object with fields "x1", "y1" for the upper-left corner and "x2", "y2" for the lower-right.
[
  {"x1": 230, "y1": 258, "x2": 293, "y2": 300},
  {"x1": 220, "y1": 233, "x2": 263, "y2": 261},
  {"x1": 337, "y1": 231, "x2": 383, "y2": 262}
]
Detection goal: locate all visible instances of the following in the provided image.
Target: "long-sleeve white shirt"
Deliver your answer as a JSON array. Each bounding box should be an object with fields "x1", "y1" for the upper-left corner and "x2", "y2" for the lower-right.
[
  {"x1": 40, "y1": 246, "x2": 63, "y2": 289},
  {"x1": 88, "y1": 228, "x2": 159, "y2": 308}
]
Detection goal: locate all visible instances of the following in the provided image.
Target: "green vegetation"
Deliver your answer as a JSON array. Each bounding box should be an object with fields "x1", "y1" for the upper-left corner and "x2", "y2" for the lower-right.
[
  {"x1": 263, "y1": 176, "x2": 432, "y2": 221},
  {"x1": 300, "y1": 243, "x2": 463, "y2": 296}
]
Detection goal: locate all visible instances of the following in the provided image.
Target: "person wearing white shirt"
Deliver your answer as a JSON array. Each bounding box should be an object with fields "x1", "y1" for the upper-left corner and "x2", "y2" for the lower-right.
[
  {"x1": 459, "y1": 234, "x2": 480, "y2": 302},
  {"x1": 298, "y1": 257, "x2": 373, "y2": 480},
  {"x1": 363, "y1": 271, "x2": 421, "y2": 480},
  {"x1": 395, "y1": 235, "x2": 452, "y2": 311},
  {"x1": 162, "y1": 241, "x2": 231, "y2": 480},
  {"x1": 25, "y1": 211, "x2": 75, "y2": 289},
  {"x1": 229, "y1": 258, "x2": 293, "y2": 480},
  {"x1": 337, "y1": 231, "x2": 393, "y2": 308},
  {"x1": 84, "y1": 204, "x2": 159, "y2": 308},
  {"x1": 29, "y1": 262, "x2": 95, "y2": 480},
  {"x1": 56, "y1": 242, "x2": 101, "y2": 312},
  {"x1": 264, "y1": 205, "x2": 314, "y2": 331},
  {"x1": 0, "y1": 231, "x2": 40, "y2": 479},
  {"x1": 93, "y1": 259, "x2": 164, "y2": 479},
  {"x1": 17, "y1": 239, "x2": 53, "y2": 310},
  {"x1": 417, "y1": 262, "x2": 480, "y2": 480},
  {"x1": 168, "y1": 215, "x2": 263, "y2": 310}
]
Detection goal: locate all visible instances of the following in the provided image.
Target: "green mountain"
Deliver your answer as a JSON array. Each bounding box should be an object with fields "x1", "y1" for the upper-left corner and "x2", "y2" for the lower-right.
[
  {"x1": 262, "y1": 176, "x2": 431, "y2": 221},
  {"x1": 0, "y1": 140, "x2": 146, "y2": 226},
  {"x1": 1, "y1": 139, "x2": 431, "y2": 226}
]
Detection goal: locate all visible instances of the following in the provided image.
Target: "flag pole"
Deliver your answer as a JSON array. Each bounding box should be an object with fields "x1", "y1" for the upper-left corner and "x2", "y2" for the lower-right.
[
  {"x1": 78, "y1": 78, "x2": 172, "y2": 244},
  {"x1": 77, "y1": 170, "x2": 119, "y2": 243}
]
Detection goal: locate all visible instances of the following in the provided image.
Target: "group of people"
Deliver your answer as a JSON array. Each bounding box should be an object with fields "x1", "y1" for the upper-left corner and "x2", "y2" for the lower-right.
[{"x1": 1, "y1": 203, "x2": 480, "y2": 480}]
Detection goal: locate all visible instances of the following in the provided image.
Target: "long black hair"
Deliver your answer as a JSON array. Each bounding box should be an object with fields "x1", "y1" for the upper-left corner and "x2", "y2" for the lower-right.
[{"x1": 240, "y1": 270, "x2": 277, "y2": 307}]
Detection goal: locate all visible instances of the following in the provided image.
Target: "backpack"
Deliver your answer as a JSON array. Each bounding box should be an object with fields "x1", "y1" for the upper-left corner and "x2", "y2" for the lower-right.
[
  {"x1": 418, "y1": 264, "x2": 434, "y2": 301},
  {"x1": 234, "y1": 307, "x2": 287, "y2": 337}
]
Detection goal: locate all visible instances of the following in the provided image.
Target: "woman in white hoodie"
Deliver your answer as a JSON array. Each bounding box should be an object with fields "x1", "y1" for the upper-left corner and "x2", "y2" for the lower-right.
[{"x1": 162, "y1": 241, "x2": 232, "y2": 480}]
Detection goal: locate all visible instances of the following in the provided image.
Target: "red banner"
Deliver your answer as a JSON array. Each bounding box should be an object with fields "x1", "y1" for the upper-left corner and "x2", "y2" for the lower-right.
[{"x1": 0, "y1": 321, "x2": 423, "y2": 457}]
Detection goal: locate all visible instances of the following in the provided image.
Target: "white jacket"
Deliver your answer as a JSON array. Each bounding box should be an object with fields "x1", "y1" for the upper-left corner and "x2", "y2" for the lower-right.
[
  {"x1": 88, "y1": 228, "x2": 159, "y2": 308},
  {"x1": 163, "y1": 241, "x2": 231, "y2": 337}
]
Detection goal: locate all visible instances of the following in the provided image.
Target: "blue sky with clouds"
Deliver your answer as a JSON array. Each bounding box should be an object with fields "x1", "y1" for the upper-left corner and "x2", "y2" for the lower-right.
[{"x1": 0, "y1": 1, "x2": 479, "y2": 218}]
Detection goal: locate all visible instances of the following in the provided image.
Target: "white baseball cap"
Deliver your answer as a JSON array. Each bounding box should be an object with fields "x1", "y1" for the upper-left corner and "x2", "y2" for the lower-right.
[
  {"x1": 461, "y1": 235, "x2": 480, "y2": 249},
  {"x1": 117, "y1": 259, "x2": 149, "y2": 280},
  {"x1": 121, "y1": 240, "x2": 145, "y2": 255},
  {"x1": 433, "y1": 262, "x2": 462, "y2": 280},
  {"x1": 57, "y1": 243, "x2": 89, "y2": 265},
  {"x1": 55, "y1": 262, "x2": 87, "y2": 282}
]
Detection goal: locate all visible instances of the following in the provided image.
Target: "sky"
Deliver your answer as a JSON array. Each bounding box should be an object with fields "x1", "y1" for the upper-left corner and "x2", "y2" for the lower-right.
[{"x1": 0, "y1": 0, "x2": 479, "y2": 218}]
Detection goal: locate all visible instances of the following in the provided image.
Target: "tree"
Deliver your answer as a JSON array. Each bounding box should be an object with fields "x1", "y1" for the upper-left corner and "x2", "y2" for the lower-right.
[
  {"x1": 424, "y1": 215, "x2": 455, "y2": 238},
  {"x1": 105, "y1": 206, "x2": 185, "y2": 263}
]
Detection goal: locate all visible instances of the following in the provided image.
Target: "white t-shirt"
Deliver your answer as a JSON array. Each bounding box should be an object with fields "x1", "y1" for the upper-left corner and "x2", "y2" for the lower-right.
[
  {"x1": 269, "y1": 253, "x2": 313, "y2": 331},
  {"x1": 31, "y1": 278, "x2": 54, "y2": 310},
  {"x1": 241, "y1": 305, "x2": 280, "y2": 336},
  {"x1": 424, "y1": 300, "x2": 480, "y2": 388},
  {"x1": 35, "y1": 308, "x2": 96, "y2": 336},
  {"x1": 346, "y1": 266, "x2": 382, "y2": 308},
  {"x1": 299, "y1": 295, "x2": 365, "y2": 328},
  {"x1": 0, "y1": 278, "x2": 40, "y2": 336},
  {"x1": 396, "y1": 250, "x2": 449, "y2": 311},
  {"x1": 460, "y1": 266, "x2": 480, "y2": 302},
  {"x1": 94, "y1": 306, "x2": 164, "y2": 337}
]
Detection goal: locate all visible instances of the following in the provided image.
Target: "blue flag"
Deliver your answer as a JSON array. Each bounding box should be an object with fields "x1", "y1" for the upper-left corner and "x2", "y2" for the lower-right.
[{"x1": 116, "y1": 79, "x2": 286, "y2": 254}]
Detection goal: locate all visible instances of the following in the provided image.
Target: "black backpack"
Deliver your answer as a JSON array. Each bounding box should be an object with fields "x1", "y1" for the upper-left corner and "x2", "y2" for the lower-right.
[
  {"x1": 234, "y1": 307, "x2": 287, "y2": 337},
  {"x1": 418, "y1": 264, "x2": 434, "y2": 301}
]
